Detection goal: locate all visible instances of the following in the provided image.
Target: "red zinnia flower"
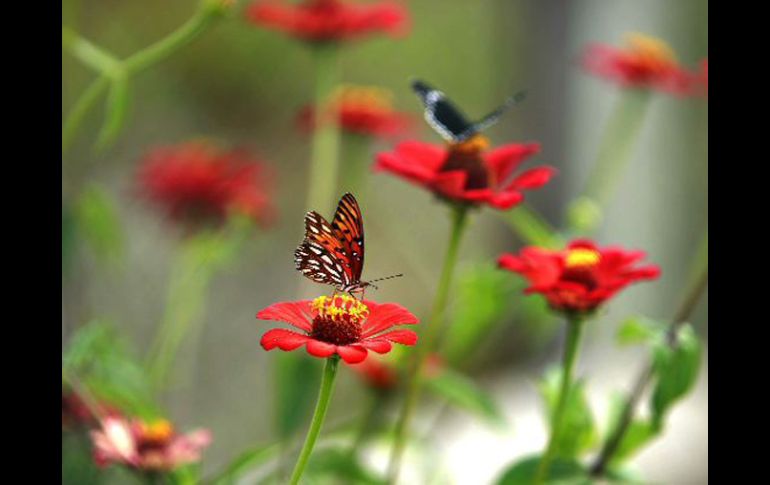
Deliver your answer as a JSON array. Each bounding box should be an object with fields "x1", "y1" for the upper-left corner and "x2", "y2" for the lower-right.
[
  {"x1": 348, "y1": 354, "x2": 399, "y2": 389},
  {"x1": 298, "y1": 85, "x2": 414, "y2": 139},
  {"x1": 258, "y1": 294, "x2": 419, "y2": 364},
  {"x1": 91, "y1": 416, "x2": 211, "y2": 471},
  {"x1": 583, "y1": 33, "x2": 702, "y2": 96},
  {"x1": 498, "y1": 239, "x2": 660, "y2": 314},
  {"x1": 246, "y1": 0, "x2": 409, "y2": 44},
  {"x1": 137, "y1": 140, "x2": 275, "y2": 228},
  {"x1": 375, "y1": 135, "x2": 555, "y2": 210}
]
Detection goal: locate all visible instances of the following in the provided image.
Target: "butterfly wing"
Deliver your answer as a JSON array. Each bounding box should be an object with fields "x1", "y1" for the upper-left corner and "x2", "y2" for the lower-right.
[
  {"x1": 459, "y1": 90, "x2": 527, "y2": 140},
  {"x1": 294, "y1": 240, "x2": 349, "y2": 287},
  {"x1": 411, "y1": 80, "x2": 473, "y2": 142},
  {"x1": 330, "y1": 193, "x2": 364, "y2": 284}
]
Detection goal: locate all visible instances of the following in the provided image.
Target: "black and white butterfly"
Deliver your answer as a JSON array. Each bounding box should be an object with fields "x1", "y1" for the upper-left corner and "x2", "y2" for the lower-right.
[
  {"x1": 411, "y1": 79, "x2": 526, "y2": 143},
  {"x1": 294, "y1": 193, "x2": 402, "y2": 296}
]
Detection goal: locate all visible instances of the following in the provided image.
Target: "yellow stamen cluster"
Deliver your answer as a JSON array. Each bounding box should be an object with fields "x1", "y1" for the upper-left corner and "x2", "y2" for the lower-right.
[
  {"x1": 332, "y1": 84, "x2": 394, "y2": 112},
  {"x1": 139, "y1": 419, "x2": 174, "y2": 443},
  {"x1": 565, "y1": 248, "x2": 601, "y2": 269},
  {"x1": 312, "y1": 294, "x2": 370, "y2": 325},
  {"x1": 625, "y1": 33, "x2": 677, "y2": 64},
  {"x1": 451, "y1": 134, "x2": 490, "y2": 154}
]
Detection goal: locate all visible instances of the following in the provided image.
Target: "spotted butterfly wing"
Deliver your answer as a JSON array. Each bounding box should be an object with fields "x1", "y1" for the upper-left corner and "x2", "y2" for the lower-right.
[
  {"x1": 294, "y1": 193, "x2": 365, "y2": 293},
  {"x1": 411, "y1": 79, "x2": 526, "y2": 143}
]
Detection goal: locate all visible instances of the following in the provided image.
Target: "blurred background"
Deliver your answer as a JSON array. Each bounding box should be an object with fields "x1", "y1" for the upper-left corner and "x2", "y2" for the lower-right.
[{"x1": 62, "y1": 0, "x2": 707, "y2": 483}]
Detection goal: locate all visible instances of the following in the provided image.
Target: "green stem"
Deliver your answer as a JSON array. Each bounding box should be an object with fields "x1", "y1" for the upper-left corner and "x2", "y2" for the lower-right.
[
  {"x1": 501, "y1": 204, "x2": 562, "y2": 248},
  {"x1": 62, "y1": 27, "x2": 120, "y2": 74},
  {"x1": 304, "y1": 45, "x2": 341, "y2": 215},
  {"x1": 568, "y1": 90, "x2": 652, "y2": 234},
  {"x1": 62, "y1": 74, "x2": 110, "y2": 153},
  {"x1": 339, "y1": 133, "x2": 371, "y2": 197},
  {"x1": 534, "y1": 316, "x2": 585, "y2": 485},
  {"x1": 289, "y1": 357, "x2": 340, "y2": 485},
  {"x1": 386, "y1": 205, "x2": 469, "y2": 484}
]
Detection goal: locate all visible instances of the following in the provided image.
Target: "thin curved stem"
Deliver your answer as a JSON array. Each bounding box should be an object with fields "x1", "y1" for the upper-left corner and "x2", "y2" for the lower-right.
[
  {"x1": 289, "y1": 357, "x2": 340, "y2": 485},
  {"x1": 533, "y1": 316, "x2": 585, "y2": 485},
  {"x1": 62, "y1": 74, "x2": 110, "y2": 153},
  {"x1": 386, "y1": 205, "x2": 469, "y2": 484}
]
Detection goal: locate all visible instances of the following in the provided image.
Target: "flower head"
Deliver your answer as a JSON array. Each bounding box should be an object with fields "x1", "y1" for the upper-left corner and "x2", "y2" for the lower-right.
[
  {"x1": 257, "y1": 294, "x2": 418, "y2": 364},
  {"x1": 137, "y1": 140, "x2": 275, "y2": 229},
  {"x1": 298, "y1": 85, "x2": 414, "y2": 139},
  {"x1": 91, "y1": 416, "x2": 211, "y2": 471},
  {"x1": 498, "y1": 239, "x2": 660, "y2": 315},
  {"x1": 246, "y1": 0, "x2": 409, "y2": 44},
  {"x1": 62, "y1": 390, "x2": 120, "y2": 430},
  {"x1": 375, "y1": 136, "x2": 555, "y2": 210},
  {"x1": 583, "y1": 33, "x2": 702, "y2": 95}
]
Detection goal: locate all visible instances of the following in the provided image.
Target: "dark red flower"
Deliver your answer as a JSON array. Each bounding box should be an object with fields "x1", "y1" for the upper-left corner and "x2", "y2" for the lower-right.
[
  {"x1": 700, "y1": 58, "x2": 708, "y2": 94},
  {"x1": 137, "y1": 141, "x2": 275, "y2": 228},
  {"x1": 348, "y1": 355, "x2": 399, "y2": 389},
  {"x1": 91, "y1": 416, "x2": 211, "y2": 471},
  {"x1": 257, "y1": 294, "x2": 419, "y2": 364},
  {"x1": 62, "y1": 391, "x2": 120, "y2": 430},
  {"x1": 498, "y1": 239, "x2": 660, "y2": 315},
  {"x1": 375, "y1": 135, "x2": 555, "y2": 210},
  {"x1": 583, "y1": 33, "x2": 702, "y2": 96},
  {"x1": 245, "y1": 0, "x2": 409, "y2": 44},
  {"x1": 298, "y1": 85, "x2": 414, "y2": 139}
]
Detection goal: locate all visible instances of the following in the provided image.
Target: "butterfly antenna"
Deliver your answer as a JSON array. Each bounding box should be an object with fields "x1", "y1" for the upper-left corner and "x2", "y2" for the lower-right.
[
  {"x1": 467, "y1": 89, "x2": 528, "y2": 136},
  {"x1": 368, "y1": 273, "x2": 405, "y2": 284}
]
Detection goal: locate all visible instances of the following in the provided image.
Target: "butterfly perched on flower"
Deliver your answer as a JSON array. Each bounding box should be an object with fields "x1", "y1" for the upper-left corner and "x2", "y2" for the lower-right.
[
  {"x1": 294, "y1": 193, "x2": 401, "y2": 296},
  {"x1": 411, "y1": 79, "x2": 526, "y2": 143}
]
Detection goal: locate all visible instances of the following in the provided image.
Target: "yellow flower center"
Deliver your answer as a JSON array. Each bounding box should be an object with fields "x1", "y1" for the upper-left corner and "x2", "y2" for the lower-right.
[
  {"x1": 332, "y1": 84, "x2": 394, "y2": 112},
  {"x1": 450, "y1": 134, "x2": 490, "y2": 154},
  {"x1": 564, "y1": 248, "x2": 601, "y2": 269},
  {"x1": 311, "y1": 295, "x2": 369, "y2": 345},
  {"x1": 139, "y1": 419, "x2": 174, "y2": 443},
  {"x1": 624, "y1": 33, "x2": 677, "y2": 65}
]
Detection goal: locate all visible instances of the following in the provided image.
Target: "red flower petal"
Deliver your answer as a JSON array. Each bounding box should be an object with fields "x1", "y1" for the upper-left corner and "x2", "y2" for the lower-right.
[
  {"x1": 362, "y1": 302, "x2": 419, "y2": 338},
  {"x1": 256, "y1": 301, "x2": 313, "y2": 332},
  {"x1": 360, "y1": 339, "x2": 392, "y2": 353},
  {"x1": 306, "y1": 339, "x2": 337, "y2": 358},
  {"x1": 261, "y1": 329, "x2": 311, "y2": 351},
  {"x1": 337, "y1": 345, "x2": 368, "y2": 364},
  {"x1": 376, "y1": 329, "x2": 418, "y2": 346},
  {"x1": 485, "y1": 190, "x2": 525, "y2": 210},
  {"x1": 484, "y1": 142, "x2": 541, "y2": 183},
  {"x1": 505, "y1": 166, "x2": 557, "y2": 191}
]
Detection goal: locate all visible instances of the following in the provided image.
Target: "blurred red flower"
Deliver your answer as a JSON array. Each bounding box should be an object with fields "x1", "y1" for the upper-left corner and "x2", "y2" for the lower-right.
[
  {"x1": 375, "y1": 135, "x2": 555, "y2": 210},
  {"x1": 298, "y1": 85, "x2": 414, "y2": 139},
  {"x1": 246, "y1": 0, "x2": 409, "y2": 43},
  {"x1": 348, "y1": 355, "x2": 399, "y2": 389},
  {"x1": 701, "y1": 58, "x2": 708, "y2": 94},
  {"x1": 583, "y1": 33, "x2": 702, "y2": 96},
  {"x1": 91, "y1": 416, "x2": 211, "y2": 471},
  {"x1": 62, "y1": 390, "x2": 120, "y2": 430},
  {"x1": 498, "y1": 239, "x2": 660, "y2": 315},
  {"x1": 257, "y1": 294, "x2": 418, "y2": 364},
  {"x1": 137, "y1": 141, "x2": 275, "y2": 228}
]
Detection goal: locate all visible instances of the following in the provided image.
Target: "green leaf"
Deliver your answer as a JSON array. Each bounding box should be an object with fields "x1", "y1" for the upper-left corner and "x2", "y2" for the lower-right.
[
  {"x1": 209, "y1": 443, "x2": 280, "y2": 485},
  {"x1": 95, "y1": 72, "x2": 131, "y2": 150},
  {"x1": 650, "y1": 324, "x2": 702, "y2": 429},
  {"x1": 63, "y1": 320, "x2": 159, "y2": 418},
  {"x1": 74, "y1": 184, "x2": 125, "y2": 266},
  {"x1": 62, "y1": 203, "x2": 77, "y2": 277},
  {"x1": 425, "y1": 367, "x2": 506, "y2": 427},
  {"x1": 616, "y1": 316, "x2": 665, "y2": 346},
  {"x1": 275, "y1": 352, "x2": 322, "y2": 439},
  {"x1": 539, "y1": 368, "x2": 597, "y2": 459},
  {"x1": 495, "y1": 454, "x2": 589, "y2": 485},
  {"x1": 306, "y1": 448, "x2": 386, "y2": 485}
]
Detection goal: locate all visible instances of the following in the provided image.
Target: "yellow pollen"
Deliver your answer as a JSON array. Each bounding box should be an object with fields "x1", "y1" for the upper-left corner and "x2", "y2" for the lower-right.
[
  {"x1": 312, "y1": 294, "x2": 369, "y2": 324},
  {"x1": 332, "y1": 84, "x2": 394, "y2": 111},
  {"x1": 140, "y1": 419, "x2": 174, "y2": 442},
  {"x1": 565, "y1": 248, "x2": 601, "y2": 269},
  {"x1": 451, "y1": 134, "x2": 490, "y2": 153},
  {"x1": 624, "y1": 33, "x2": 677, "y2": 64}
]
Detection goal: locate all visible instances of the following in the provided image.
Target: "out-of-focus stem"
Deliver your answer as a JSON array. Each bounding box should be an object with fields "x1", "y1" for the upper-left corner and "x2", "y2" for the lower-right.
[
  {"x1": 387, "y1": 205, "x2": 469, "y2": 484},
  {"x1": 339, "y1": 133, "x2": 371, "y2": 197},
  {"x1": 501, "y1": 204, "x2": 562, "y2": 248},
  {"x1": 62, "y1": 75, "x2": 110, "y2": 153},
  {"x1": 533, "y1": 316, "x2": 585, "y2": 485}
]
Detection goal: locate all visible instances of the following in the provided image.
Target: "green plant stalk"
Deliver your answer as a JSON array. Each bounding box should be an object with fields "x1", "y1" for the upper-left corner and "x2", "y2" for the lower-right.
[
  {"x1": 304, "y1": 45, "x2": 341, "y2": 215},
  {"x1": 590, "y1": 257, "x2": 708, "y2": 477},
  {"x1": 568, "y1": 90, "x2": 652, "y2": 234},
  {"x1": 501, "y1": 204, "x2": 562, "y2": 248},
  {"x1": 289, "y1": 357, "x2": 340, "y2": 485},
  {"x1": 386, "y1": 206, "x2": 469, "y2": 484},
  {"x1": 533, "y1": 316, "x2": 586, "y2": 485},
  {"x1": 62, "y1": 4, "x2": 221, "y2": 153},
  {"x1": 340, "y1": 133, "x2": 371, "y2": 197}
]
